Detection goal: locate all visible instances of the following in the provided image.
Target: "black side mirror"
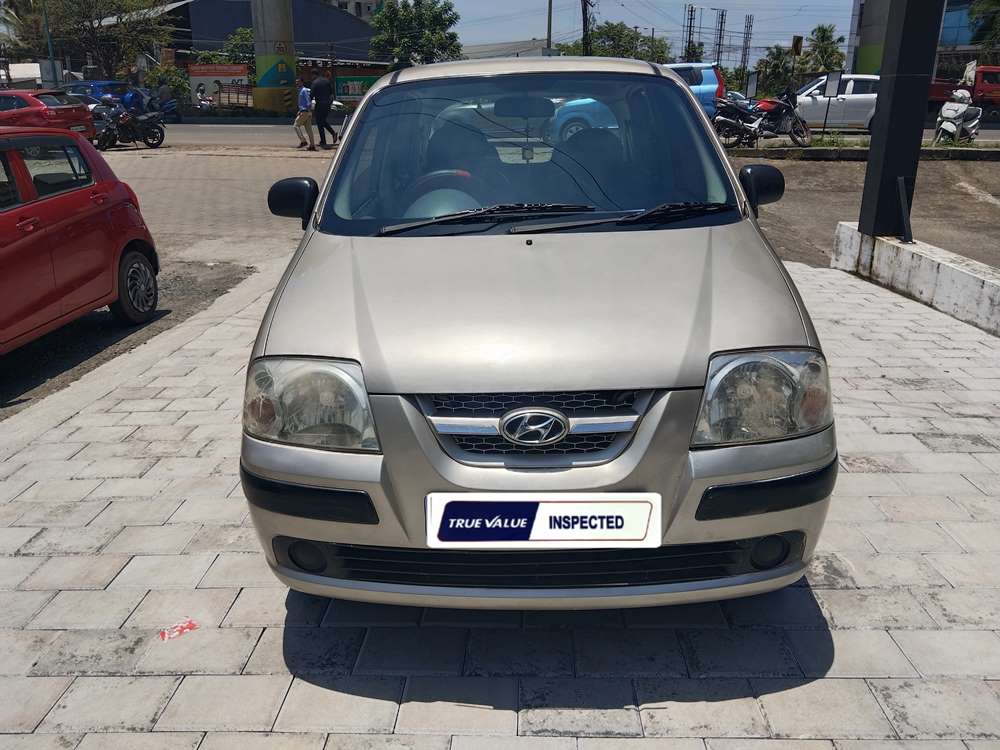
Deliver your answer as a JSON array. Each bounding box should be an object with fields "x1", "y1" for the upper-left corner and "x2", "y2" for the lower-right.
[
  {"x1": 268, "y1": 177, "x2": 320, "y2": 230},
  {"x1": 738, "y1": 164, "x2": 785, "y2": 217}
]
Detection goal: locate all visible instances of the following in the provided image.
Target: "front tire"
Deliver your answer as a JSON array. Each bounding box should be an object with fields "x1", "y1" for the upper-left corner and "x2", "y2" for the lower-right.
[
  {"x1": 714, "y1": 119, "x2": 743, "y2": 149},
  {"x1": 109, "y1": 250, "x2": 158, "y2": 326},
  {"x1": 143, "y1": 124, "x2": 165, "y2": 149},
  {"x1": 560, "y1": 119, "x2": 589, "y2": 142},
  {"x1": 790, "y1": 118, "x2": 812, "y2": 147}
]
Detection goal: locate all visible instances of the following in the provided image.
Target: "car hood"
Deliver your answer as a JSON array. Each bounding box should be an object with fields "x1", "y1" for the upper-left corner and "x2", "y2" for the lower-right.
[{"x1": 261, "y1": 220, "x2": 811, "y2": 393}]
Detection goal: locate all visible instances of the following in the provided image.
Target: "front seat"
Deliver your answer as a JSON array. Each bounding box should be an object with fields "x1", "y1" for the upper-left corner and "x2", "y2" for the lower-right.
[{"x1": 551, "y1": 128, "x2": 628, "y2": 209}]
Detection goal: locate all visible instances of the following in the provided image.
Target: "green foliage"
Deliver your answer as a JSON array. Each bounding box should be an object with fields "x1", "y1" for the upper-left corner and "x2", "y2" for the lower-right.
[
  {"x1": 6, "y1": 0, "x2": 171, "y2": 78},
  {"x1": 193, "y1": 27, "x2": 255, "y2": 83},
  {"x1": 799, "y1": 24, "x2": 846, "y2": 72},
  {"x1": 971, "y1": 0, "x2": 1000, "y2": 52},
  {"x1": 556, "y1": 21, "x2": 672, "y2": 63},
  {"x1": 755, "y1": 44, "x2": 796, "y2": 95},
  {"x1": 682, "y1": 40, "x2": 704, "y2": 63},
  {"x1": 144, "y1": 62, "x2": 189, "y2": 102},
  {"x1": 722, "y1": 66, "x2": 748, "y2": 93},
  {"x1": 370, "y1": 0, "x2": 462, "y2": 65}
]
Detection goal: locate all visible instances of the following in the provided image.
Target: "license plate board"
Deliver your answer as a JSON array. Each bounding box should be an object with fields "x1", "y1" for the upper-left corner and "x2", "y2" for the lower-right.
[
  {"x1": 70, "y1": 125, "x2": 87, "y2": 132},
  {"x1": 426, "y1": 492, "x2": 661, "y2": 549}
]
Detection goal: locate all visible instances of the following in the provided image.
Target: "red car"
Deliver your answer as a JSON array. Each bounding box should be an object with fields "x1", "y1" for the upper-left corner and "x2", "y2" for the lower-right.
[
  {"x1": 0, "y1": 127, "x2": 159, "y2": 355},
  {"x1": 0, "y1": 90, "x2": 96, "y2": 140}
]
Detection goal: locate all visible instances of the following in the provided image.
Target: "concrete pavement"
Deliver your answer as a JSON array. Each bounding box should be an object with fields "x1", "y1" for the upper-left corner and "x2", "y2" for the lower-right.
[{"x1": 3, "y1": 254, "x2": 1000, "y2": 745}]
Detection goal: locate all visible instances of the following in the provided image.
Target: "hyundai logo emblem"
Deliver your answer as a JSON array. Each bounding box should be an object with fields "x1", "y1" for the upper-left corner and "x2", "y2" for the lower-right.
[{"x1": 499, "y1": 407, "x2": 570, "y2": 447}]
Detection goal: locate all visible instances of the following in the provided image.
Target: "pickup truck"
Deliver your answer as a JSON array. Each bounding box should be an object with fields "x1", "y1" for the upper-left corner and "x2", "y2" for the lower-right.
[{"x1": 928, "y1": 62, "x2": 1000, "y2": 121}]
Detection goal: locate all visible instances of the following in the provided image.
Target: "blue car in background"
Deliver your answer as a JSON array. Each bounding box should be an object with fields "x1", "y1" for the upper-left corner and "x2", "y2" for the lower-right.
[
  {"x1": 663, "y1": 63, "x2": 726, "y2": 117},
  {"x1": 549, "y1": 97, "x2": 619, "y2": 142}
]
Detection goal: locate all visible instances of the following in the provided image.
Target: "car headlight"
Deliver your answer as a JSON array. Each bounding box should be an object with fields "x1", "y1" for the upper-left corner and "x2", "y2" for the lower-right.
[
  {"x1": 243, "y1": 359, "x2": 380, "y2": 452},
  {"x1": 692, "y1": 349, "x2": 833, "y2": 447}
]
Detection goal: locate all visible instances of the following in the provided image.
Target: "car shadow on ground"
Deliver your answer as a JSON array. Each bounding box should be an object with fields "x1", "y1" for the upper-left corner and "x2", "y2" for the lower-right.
[
  {"x1": 280, "y1": 581, "x2": 834, "y2": 714},
  {"x1": 0, "y1": 308, "x2": 167, "y2": 411}
]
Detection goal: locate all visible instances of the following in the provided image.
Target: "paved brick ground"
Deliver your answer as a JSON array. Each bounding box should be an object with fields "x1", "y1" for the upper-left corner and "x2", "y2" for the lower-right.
[{"x1": 2, "y1": 262, "x2": 1000, "y2": 748}]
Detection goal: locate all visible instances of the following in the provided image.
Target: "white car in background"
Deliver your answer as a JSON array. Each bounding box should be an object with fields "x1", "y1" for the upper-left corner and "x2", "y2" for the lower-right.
[{"x1": 796, "y1": 74, "x2": 880, "y2": 131}]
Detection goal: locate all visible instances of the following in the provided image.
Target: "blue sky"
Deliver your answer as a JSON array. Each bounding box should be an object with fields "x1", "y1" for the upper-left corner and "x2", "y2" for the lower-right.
[{"x1": 452, "y1": 0, "x2": 854, "y2": 65}]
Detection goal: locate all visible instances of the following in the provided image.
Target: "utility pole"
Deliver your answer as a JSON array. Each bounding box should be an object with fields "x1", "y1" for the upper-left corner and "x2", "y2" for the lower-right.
[
  {"x1": 40, "y1": 0, "x2": 57, "y2": 86},
  {"x1": 581, "y1": 0, "x2": 592, "y2": 56},
  {"x1": 684, "y1": 4, "x2": 697, "y2": 61},
  {"x1": 712, "y1": 8, "x2": 726, "y2": 65},
  {"x1": 546, "y1": 0, "x2": 553, "y2": 50},
  {"x1": 740, "y1": 14, "x2": 754, "y2": 74}
]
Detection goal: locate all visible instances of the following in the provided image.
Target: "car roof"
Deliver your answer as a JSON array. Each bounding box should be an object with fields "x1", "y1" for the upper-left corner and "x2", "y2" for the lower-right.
[
  {"x1": 374, "y1": 56, "x2": 686, "y2": 93},
  {"x1": 0, "y1": 90, "x2": 59, "y2": 96},
  {"x1": 663, "y1": 62, "x2": 716, "y2": 69},
  {"x1": 0, "y1": 125, "x2": 86, "y2": 139}
]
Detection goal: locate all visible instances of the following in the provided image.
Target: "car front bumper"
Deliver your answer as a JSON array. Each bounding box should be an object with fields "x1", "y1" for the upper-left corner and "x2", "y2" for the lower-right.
[{"x1": 241, "y1": 390, "x2": 836, "y2": 609}]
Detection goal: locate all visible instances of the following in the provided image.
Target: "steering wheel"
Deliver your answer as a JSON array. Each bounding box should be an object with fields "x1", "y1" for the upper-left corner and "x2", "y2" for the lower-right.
[{"x1": 402, "y1": 169, "x2": 494, "y2": 209}]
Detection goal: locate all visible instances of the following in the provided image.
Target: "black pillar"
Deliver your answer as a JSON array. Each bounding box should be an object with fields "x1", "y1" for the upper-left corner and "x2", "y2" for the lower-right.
[{"x1": 858, "y1": 0, "x2": 946, "y2": 238}]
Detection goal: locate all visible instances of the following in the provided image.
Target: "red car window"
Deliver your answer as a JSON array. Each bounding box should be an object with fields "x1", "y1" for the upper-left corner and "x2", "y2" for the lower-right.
[
  {"x1": 0, "y1": 95, "x2": 27, "y2": 111},
  {"x1": 32, "y1": 93, "x2": 80, "y2": 107},
  {"x1": 0, "y1": 153, "x2": 22, "y2": 209},
  {"x1": 17, "y1": 141, "x2": 94, "y2": 198}
]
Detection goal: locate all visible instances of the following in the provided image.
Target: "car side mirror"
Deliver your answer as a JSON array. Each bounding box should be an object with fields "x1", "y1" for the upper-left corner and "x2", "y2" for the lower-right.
[
  {"x1": 738, "y1": 164, "x2": 785, "y2": 217},
  {"x1": 268, "y1": 177, "x2": 320, "y2": 230}
]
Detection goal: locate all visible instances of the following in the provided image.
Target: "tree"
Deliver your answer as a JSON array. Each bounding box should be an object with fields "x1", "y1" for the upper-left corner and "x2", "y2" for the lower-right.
[
  {"x1": 7, "y1": 0, "x2": 171, "y2": 79},
  {"x1": 370, "y1": 0, "x2": 461, "y2": 65},
  {"x1": 800, "y1": 23, "x2": 845, "y2": 72},
  {"x1": 145, "y1": 62, "x2": 189, "y2": 102},
  {"x1": 682, "y1": 40, "x2": 704, "y2": 62},
  {"x1": 755, "y1": 44, "x2": 795, "y2": 94},
  {"x1": 971, "y1": 0, "x2": 1000, "y2": 53},
  {"x1": 556, "y1": 21, "x2": 672, "y2": 63},
  {"x1": 195, "y1": 27, "x2": 256, "y2": 83}
]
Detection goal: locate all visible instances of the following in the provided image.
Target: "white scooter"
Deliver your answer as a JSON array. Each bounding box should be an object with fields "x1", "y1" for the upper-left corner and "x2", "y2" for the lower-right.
[{"x1": 933, "y1": 89, "x2": 982, "y2": 145}]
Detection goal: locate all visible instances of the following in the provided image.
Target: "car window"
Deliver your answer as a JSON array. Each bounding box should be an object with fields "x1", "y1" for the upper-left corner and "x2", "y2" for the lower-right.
[
  {"x1": 797, "y1": 77, "x2": 824, "y2": 96},
  {"x1": 669, "y1": 67, "x2": 704, "y2": 87},
  {"x1": 32, "y1": 93, "x2": 79, "y2": 107},
  {"x1": 324, "y1": 72, "x2": 736, "y2": 236},
  {"x1": 982, "y1": 72, "x2": 1000, "y2": 85},
  {"x1": 0, "y1": 153, "x2": 22, "y2": 210},
  {"x1": 17, "y1": 141, "x2": 94, "y2": 198},
  {"x1": 0, "y1": 95, "x2": 27, "y2": 111},
  {"x1": 838, "y1": 78, "x2": 851, "y2": 95},
  {"x1": 851, "y1": 79, "x2": 877, "y2": 95}
]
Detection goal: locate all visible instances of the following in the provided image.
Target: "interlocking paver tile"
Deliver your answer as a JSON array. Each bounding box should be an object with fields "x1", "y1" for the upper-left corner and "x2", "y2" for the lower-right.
[
  {"x1": 636, "y1": 678, "x2": 768, "y2": 738},
  {"x1": 0, "y1": 556, "x2": 45, "y2": 588},
  {"x1": 169, "y1": 498, "x2": 248, "y2": 525},
  {"x1": 10, "y1": 501, "x2": 109, "y2": 528},
  {"x1": 199, "y1": 551, "x2": 280, "y2": 588},
  {"x1": 394, "y1": 676, "x2": 513, "y2": 735},
  {"x1": 201, "y1": 733, "x2": 327, "y2": 750},
  {"x1": 623, "y1": 603, "x2": 728, "y2": 628},
  {"x1": 103, "y1": 525, "x2": 200, "y2": 555},
  {"x1": 223, "y1": 588, "x2": 329, "y2": 628},
  {"x1": 465, "y1": 628, "x2": 572, "y2": 677},
  {"x1": 420, "y1": 607, "x2": 522, "y2": 628},
  {"x1": 76, "y1": 732, "x2": 203, "y2": 749},
  {"x1": 30, "y1": 629, "x2": 157, "y2": 676},
  {"x1": 815, "y1": 590, "x2": 936, "y2": 629},
  {"x1": 109, "y1": 554, "x2": 216, "y2": 590},
  {"x1": 679, "y1": 629, "x2": 801, "y2": 678},
  {"x1": 136, "y1": 626, "x2": 260, "y2": 675},
  {"x1": 721, "y1": 588, "x2": 829, "y2": 628},
  {"x1": 124, "y1": 588, "x2": 239, "y2": 628},
  {"x1": 574, "y1": 628, "x2": 687, "y2": 677},
  {"x1": 519, "y1": 677, "x2": 641, "y2": 737},
  {"x1": 89, "y1": 499, "x2": 183, "y2": 527},
  {"x1": 18, "y1": 527, "x2": 120, "y2": 556},
  {"x1": 0, "y1": 526, "x2": 42, "y2": 554},
  {"x1": 355, "y1": 627, "x2": 466, "y2": 677},
  {"x1": 321, "y1": 599, "x2": 422, "y2": 627},
  {"x1": 20, "y1": 555, "x2": 129, "y2": 590},
  {"x1": 787, "y1": 629, "x2": 916, "y2": 678},
  {"x1": 0, "y1": 676, "x2": 72, "y2": 732},
  {"x1": 0, "y1": 735, "x2": 89, "y2": 749},
  {"x1": 0, "y1": 590, "x2": 55, "y2": 627},
  {"x1": 871, "y1": 679, "x2": 1000, "y2": 738},
  {"x1": 754, "y1": 679, "x2": 895, "y2": 739},
  {"x1": 28, "y1": 590, "x2": 146, "y2": 630},
  {"x1": 582, "y1": 740, "x2": 706, "y2": 749},
  {"x1": 890, "y1": 630, "x2": 1000, "y2": 678},
  {"x1": 38, "y1": 675, "x2": 179, "y2": 733},
  {"x1": 243, "y1": 626, "x2": 365, "y2": 676},
  {"x1": 273, "y1": 676, "x2": 402, "y2": 733},
  {"x1": 153, "y1": 674, "x2": 290, "y2": 732},
  {"x1": 920, "y1": 588, "x2": 1000, "y2": 629},
  {"x1": 0, "y1": 631, "x2": 60, "y2": 675}
]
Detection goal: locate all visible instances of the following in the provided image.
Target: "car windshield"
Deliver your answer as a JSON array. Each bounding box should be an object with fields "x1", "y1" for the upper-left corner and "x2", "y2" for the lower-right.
[{"x1": 321, "y1": 72, "x2": 737, "y2": 236}]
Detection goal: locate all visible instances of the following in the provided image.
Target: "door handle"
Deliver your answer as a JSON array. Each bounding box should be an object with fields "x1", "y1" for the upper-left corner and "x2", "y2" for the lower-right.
[
  {"x1": 90, "y1": 192, "x2": 109, "y2": 205},
  {"x1": 16, "y1": 217, "x2": 40, "y2": 232},
  {"x1": 837, "y1": 96, "x2": 847, "y2": 101}
]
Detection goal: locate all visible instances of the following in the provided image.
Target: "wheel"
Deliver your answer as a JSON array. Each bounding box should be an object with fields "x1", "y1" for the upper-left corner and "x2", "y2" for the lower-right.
[
  {"x1": 109, "y1": 250, "x2": 158, "y2": 326},
  {"x1": 559, "y1": 119, "x2": 590, "y2": 142},
  {"x1": 714, "y1": 120, "x2": 742, "y2": 149},
  {"x1": 789, "y1": 118, "x2": 812, "y2": 147},
  {"x1": 96, "y1": 130, "x2": 115, "y2": 151},
  {"x1": 143, "y1": 124, "x2": 165, "y2": 149}
]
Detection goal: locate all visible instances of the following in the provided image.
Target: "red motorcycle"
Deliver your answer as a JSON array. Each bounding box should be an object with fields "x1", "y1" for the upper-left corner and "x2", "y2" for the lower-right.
[{"x1": 714, "y1": 89, "x2": 812, "y2": 148}]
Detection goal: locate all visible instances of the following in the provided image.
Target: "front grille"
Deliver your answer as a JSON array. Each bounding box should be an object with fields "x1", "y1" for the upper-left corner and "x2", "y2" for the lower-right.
[
  {"x1": 273, "y1": 533, "x2": 805, "y2": 589},
  {"x1": 452, "y1": 433, "x2": 619, "y2": 455},
  {"x1": 430, "y1": 391, "x2": 640, "y2": 417}
]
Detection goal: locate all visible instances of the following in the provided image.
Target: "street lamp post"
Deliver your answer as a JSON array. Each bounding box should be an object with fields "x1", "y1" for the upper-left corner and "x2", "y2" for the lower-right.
[
  {"x1": 40, "y1": 0, "x2": 57, "y2": 87},
  {"x1": 546, "y1": 0, "x2": 553, "y2": 50}
]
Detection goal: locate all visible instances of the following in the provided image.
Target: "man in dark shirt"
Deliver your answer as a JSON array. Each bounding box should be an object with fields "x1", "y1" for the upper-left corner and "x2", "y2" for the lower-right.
[{"x1": 310, "y1": 69, "x2": 338, "y2": 149}]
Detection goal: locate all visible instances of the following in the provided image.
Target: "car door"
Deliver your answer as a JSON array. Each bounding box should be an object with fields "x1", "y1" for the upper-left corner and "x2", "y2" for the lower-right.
[
  {"x1": 15, "y1": 136, "x2": 117, "y2": 315},
  {"x1": 796, "y1": 79, "x2": 826, "y2": 126},
  {"x1": 0, "y1": 146, "x2": 60, "y2": 347},
  {"x1": 0, "y1": 94, "x2": 30, "y2": 127},
  {"x1": 844, "y1": 78, "x2": 878, "y2": 129}
]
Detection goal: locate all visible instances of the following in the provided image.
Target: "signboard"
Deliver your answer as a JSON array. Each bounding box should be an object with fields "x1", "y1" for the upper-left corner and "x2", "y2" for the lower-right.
[
  {"x1": 824, "y1": 70, "x2": 843, "y2": 99},
  {"x1": 189, "y1": 64, "x2": 250, "y2": 105},
  {"x1": 745, "y1": 70, "x2": 758, "y2": 99},
  {"x1": 791, "y1": 35, "x2": 803, "y2": 56},
  {"x1": 336, "y1": 75, "x2": 380, "y2": 101}
]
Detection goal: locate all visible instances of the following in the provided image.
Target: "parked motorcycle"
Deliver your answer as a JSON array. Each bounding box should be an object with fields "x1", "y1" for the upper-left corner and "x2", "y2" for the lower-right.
[
  {"x1": 933, "y1": 89, "x2": 981, "y2": 145},
  {"x1": 96, "y1": 96, "x2": 166, "y2": 150},
  {"x1": 713, "y1": 89, "x2": 812, "y2": 148}
]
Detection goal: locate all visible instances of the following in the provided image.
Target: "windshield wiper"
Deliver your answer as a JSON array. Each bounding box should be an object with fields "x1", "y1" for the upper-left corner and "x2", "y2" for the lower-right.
[
  {"x1": 376, "y1": 203, "x2": 597, "y2": 236},
  {"x1": 508, "y1": 201, "x2": 738, "y2": 234}
]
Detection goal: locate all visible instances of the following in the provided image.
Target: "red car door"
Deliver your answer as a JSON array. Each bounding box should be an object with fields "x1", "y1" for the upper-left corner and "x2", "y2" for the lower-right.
[
  {"x1": 0, "y1": 94, "x2": 30, "y2": 127},
  {"x1": 15, "y1": 136, "x2": 116, "y2": 314},
  {"x1": 0, "y1": 147, "x2": 60, "y2": 347}
]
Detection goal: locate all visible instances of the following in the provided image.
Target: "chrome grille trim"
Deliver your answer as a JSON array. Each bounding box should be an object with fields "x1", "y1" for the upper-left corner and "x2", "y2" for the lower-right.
[{"x1": 427, "y1": 412, "x2": 639, "y2": 436}]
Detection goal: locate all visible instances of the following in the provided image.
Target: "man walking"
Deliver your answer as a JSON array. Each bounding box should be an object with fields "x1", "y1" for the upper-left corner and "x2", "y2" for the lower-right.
[
  {"x1": 310, "y1": 68, "x2": 338, "y2": 150},
  {"x1": 294, "y1": 78, "x2": 316, "y2": 151}
]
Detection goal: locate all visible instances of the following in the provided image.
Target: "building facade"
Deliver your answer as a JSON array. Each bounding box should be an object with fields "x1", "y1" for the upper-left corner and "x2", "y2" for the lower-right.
[
  {"x1": 335, "y1": 1, "x2": 377, "y2": 22},
  {"x1": 850, "y1": 0, "x2": 995, "y2": 77}
]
